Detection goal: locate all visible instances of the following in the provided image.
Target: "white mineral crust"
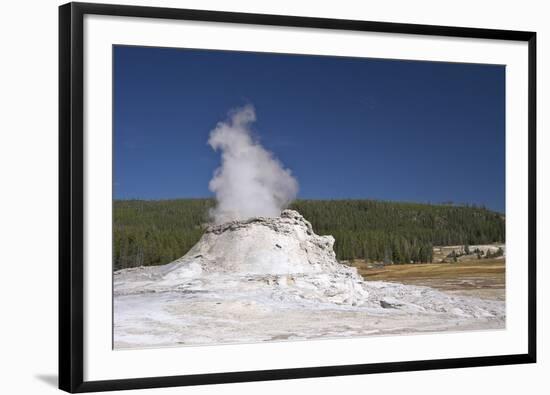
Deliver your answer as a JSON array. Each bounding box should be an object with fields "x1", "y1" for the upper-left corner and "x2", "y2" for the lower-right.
[{"x1": 114, "y1": 210, "x2": 505, "y2": 348}]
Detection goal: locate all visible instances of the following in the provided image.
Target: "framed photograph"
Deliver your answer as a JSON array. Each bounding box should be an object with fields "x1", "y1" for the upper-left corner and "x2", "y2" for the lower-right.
[{"x1": 59, "y1": 2, "x2": 536, "y2": 392}]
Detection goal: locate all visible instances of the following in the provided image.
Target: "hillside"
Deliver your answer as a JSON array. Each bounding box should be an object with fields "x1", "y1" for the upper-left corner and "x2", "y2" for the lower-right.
[{"x1": 113, "y1": 199, "x2": 505, "y2": 270}]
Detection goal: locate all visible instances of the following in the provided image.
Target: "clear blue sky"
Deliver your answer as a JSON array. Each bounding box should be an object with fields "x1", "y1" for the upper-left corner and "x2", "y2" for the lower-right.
[{"x1": 114, "y1": 45, "x2": 505, "y2": 212}]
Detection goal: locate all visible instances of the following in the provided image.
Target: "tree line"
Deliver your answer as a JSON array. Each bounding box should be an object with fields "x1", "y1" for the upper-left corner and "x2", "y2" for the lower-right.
[
  {"x1": 290, "y1": 200, "x2": 504, "y2": 263},
  {"x1": 113, "y1": 199, "x2": 505, "y2": 270}
]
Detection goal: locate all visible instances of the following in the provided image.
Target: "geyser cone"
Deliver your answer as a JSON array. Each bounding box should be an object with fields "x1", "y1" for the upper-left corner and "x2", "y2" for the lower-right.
[
  {"x1": 115, "y1": 209, "x2": 370, "y2": 305},
  {"x1": 165, "y1": 209, "x2": 343, "y2": 276}
]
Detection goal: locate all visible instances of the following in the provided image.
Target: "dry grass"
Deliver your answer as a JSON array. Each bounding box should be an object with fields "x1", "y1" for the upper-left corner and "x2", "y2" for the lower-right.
[
  {"x1": 354, "y1": 259, "x2": 504, "y2": 280},
  {"x1": 349, "y1": 258, "x2": 506, "y2": 301}
]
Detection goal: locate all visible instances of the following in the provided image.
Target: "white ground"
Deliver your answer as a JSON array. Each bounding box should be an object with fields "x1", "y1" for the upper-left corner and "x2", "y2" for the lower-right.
[{"x1": 114, "y1": 210, "x2": 505, "y2": 349}]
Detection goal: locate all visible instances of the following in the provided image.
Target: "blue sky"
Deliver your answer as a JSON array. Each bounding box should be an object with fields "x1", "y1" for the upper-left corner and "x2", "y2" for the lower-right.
[{"x1": 114, "y1": 45, "x2": 505, "y2": 212}]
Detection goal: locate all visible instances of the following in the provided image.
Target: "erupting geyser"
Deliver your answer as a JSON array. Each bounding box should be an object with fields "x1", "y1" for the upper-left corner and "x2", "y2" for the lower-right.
[
  {"x1": 207, "y1": 105, "x2": 299, "y2": 224},
  {"x1": 113, "y1": 106, "x2": 504, "y2": 348}
]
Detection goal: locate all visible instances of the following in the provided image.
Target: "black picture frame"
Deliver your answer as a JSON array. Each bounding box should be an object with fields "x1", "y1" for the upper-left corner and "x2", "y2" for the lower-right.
[{"x1": 59, "y1": 2, "x2": 537, "y2": 393}]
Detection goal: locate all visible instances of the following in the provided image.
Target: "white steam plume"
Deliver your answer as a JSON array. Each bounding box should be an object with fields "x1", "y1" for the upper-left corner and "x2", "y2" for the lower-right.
[{"x1": 208, "y1": 105, "x2": 299, "y2": 224}]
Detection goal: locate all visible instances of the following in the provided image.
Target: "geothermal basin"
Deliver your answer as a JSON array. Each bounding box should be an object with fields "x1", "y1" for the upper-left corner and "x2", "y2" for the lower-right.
[{"x1": 114, "y1": 210, "x2": 505, "y2": 349}]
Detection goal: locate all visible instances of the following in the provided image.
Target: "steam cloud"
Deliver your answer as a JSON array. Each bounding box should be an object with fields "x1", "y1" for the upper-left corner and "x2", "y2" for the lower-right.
[{"x1": 208, "y1": 105, "x2": 299, "y2": 224}]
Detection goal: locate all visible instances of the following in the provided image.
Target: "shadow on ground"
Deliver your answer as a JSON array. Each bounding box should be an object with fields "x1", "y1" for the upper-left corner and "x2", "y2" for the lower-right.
[{"x1": 35, "y1": 374, "x2": 57, "y2": 388}]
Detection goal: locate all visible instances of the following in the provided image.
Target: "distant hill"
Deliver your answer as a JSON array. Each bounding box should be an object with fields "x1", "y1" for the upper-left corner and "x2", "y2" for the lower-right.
[{"x1": 113, "y1": 199, "x2": 505, "y2": 270}]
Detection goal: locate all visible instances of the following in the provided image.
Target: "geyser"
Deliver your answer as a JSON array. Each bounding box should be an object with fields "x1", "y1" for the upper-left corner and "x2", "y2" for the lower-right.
[
  {"x1": 208, "y1": 105, "x2": 299, "y2": 224},
  {"x1": 115, "y1": 209, "x2": 370, "y2": 304},
  {"x1": 113, "y1": 107, "x2": 504, "y2": 348}
]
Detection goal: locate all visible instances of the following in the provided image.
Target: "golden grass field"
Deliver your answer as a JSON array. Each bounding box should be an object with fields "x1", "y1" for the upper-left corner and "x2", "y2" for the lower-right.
[{"x1": 351, "y1": 258, "x2": 505, "y2": 301}]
